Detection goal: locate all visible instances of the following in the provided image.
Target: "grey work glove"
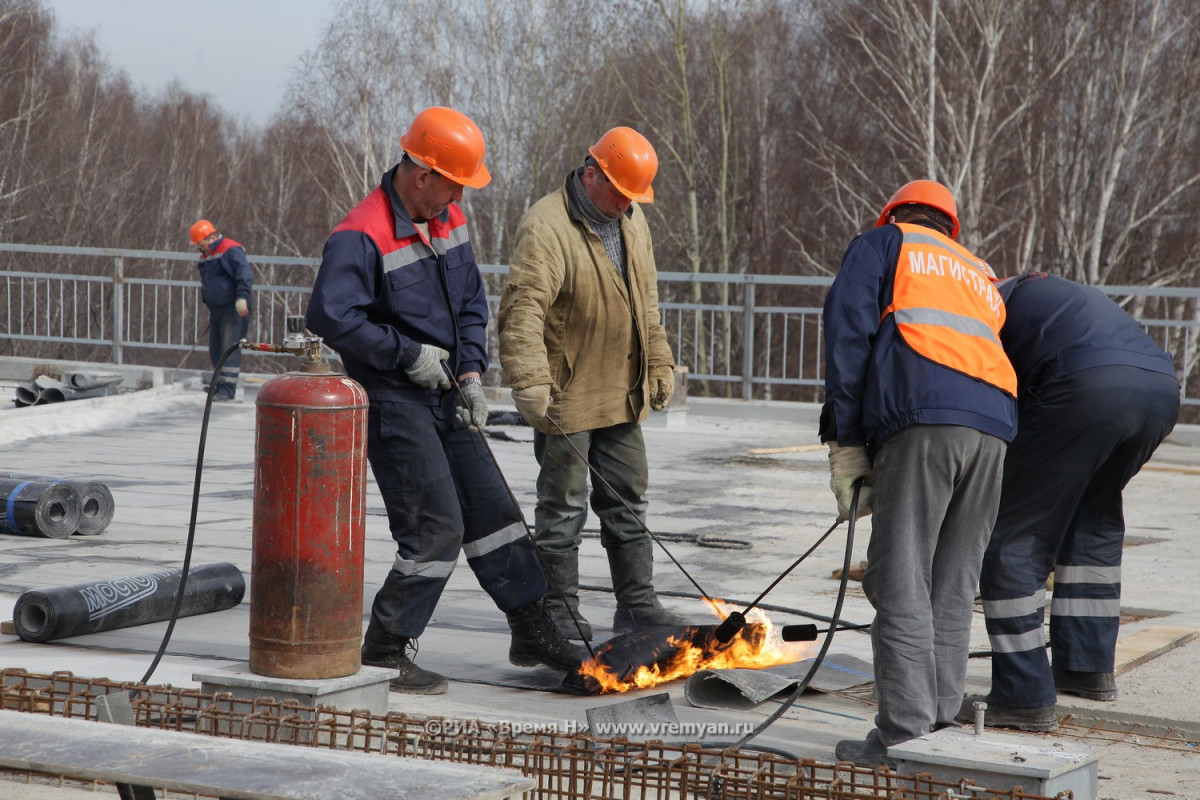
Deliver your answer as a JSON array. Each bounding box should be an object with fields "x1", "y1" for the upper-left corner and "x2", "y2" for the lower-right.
[
  {"x1": 404, "y1": 344, "x2": 451, "y2": 390},
  {"x1": 650, "y1": 365, "x2": 674, "y2": 411},
  {"x1": 456, "y1": 377, "x2": 488, "y2": 430},
  {"x1": 512, "y1": 384, "x2": 551, "y2": 425},
  {"x1": 827, "y1": 442, "x2": 873, "y2": 520}
]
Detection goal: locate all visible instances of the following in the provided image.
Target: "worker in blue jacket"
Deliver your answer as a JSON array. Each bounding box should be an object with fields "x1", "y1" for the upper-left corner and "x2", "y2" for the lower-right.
[
  {"x1": 821, "y1": 180, "x2": 1018, "y2": 768},
  {"x1": 963, "y1": 272, "x2": 1179, "y2": 731},
  {"x1": 305, "y1": 107, "x2": 585, "y2": 695},
  {"x1": 190, "y1": 219, "x2": 252, "y2": 401}
]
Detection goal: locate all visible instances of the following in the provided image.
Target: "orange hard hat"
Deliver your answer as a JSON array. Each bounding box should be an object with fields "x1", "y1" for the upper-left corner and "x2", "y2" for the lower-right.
[
  {"x1": 589, "y1": 127, "x2": 658, "y2": 203},
  {"x1": 189, "y1": 219, "x2": 216, "y2": 244},
  {"x1": 400, "y1": 107, "x2": 491, "y2": 189},
  {"x1": 876, "y1": 180, "x2": 960, "y2": 240}
]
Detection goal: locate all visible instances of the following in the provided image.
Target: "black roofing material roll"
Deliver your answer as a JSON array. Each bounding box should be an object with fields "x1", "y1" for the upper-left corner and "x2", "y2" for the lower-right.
[
  {"x1": 0, "y1": 473, "x2": 116, "y2": 536},
  {"x1": 0, "y1": 479, "x2": 82, "y2": 539},
  {"x1": 70, "y1": 481, "x2": 115, "y2": 535},
  {"x1": 12, "y1": 562, "x2": 246, "y2": 643}
]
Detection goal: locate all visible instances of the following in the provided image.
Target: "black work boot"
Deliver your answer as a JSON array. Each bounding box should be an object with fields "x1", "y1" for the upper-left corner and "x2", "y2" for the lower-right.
[
  {"x1": 956, "y1": 695, "x2": 1058, "y2": 732},
  {"x1": 1054, "y1": 668, "x2": 1118, "y2": 701},
  {"x1": 506, "y1": 600, "x2": 589, "y2": 672},
  {"x1": 539, "y1": 549, "x2": 592, "y2": 641},
  {"x1": 608, "y1": 542, "x2": 687, "y2": 635},
  {"x1": 360, "y1": 637, "x2": 448, "y2": 695}
]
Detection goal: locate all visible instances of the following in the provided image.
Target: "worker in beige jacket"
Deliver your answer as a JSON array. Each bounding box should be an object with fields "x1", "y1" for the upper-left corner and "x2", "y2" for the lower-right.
[{"x1": 498, "y1": 126, "x2": 682, "y2": 642}]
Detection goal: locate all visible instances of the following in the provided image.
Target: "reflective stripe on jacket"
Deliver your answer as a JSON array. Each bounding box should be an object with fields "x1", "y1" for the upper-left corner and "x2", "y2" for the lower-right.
[{"x1": 882, "y1": 224, "x2": 1016, "y2": 396}]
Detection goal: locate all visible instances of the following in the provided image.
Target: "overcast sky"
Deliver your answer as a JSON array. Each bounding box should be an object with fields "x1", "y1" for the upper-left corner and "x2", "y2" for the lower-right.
[{"x1": 43, "y1": 0, "x2": 337, "y2": 126}]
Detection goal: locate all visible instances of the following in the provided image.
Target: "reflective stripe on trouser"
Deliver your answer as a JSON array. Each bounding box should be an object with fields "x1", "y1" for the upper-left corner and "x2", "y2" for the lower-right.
[
  {"x1": 367, "y1": 395, "x2": 547, "y2": 640},
  {"x1": 980, "y1": 366, "x2": 1179, "y2": 707},
  {"x1": 531, "y1": 422, "x2": 649, "y2": 553},
  {"x1": 209, "y1": 304, "x2": 249, "y2": 396},
  {"x1": 863, "y1": 425, "x2": 1006, "y2": 746}
]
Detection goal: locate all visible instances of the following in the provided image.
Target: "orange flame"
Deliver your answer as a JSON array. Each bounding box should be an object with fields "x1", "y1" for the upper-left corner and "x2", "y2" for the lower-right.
[{"x1": 578, "y1": 599, "x2": 815, "y2": 694}]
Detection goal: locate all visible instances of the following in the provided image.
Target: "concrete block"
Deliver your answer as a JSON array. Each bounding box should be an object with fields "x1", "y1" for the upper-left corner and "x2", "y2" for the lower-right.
[
  {"x1": 193, "y1": 661, "x2": 393, "y2": 718},
  {"x1": 889, "y1": 726, "x2": 1104, "y2": 800}
]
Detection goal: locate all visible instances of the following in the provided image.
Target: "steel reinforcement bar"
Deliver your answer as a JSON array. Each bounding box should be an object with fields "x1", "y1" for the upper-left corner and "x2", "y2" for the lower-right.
[{"x1": 0, "y1": 668, "x2": 1066, "y2": 800}]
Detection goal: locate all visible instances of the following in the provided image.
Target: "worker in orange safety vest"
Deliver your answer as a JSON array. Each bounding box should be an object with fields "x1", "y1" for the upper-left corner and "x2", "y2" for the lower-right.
[{"x1": 819, "y1": 180, "x2": 1018, "y2": 767}]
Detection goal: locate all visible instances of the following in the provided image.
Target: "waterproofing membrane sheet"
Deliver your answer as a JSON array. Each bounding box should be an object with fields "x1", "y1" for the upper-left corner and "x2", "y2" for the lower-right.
[{"x1": 684, "y1": 653, "x2": 874, "y2": 710}]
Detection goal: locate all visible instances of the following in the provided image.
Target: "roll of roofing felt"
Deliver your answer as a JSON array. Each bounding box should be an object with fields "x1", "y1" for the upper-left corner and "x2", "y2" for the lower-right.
[
  {"x1": 12, "y1": 562, "x2": 246, "y2": 642},
  {"x1": 0, "y1": 473, "x2": 116, "y2": 536},
  {"x1": 0, "y1": 479, "x2": 82, "y2": 539},
  {"x1": 61, "y1": 480, "x2": 115, "y2": 536}
]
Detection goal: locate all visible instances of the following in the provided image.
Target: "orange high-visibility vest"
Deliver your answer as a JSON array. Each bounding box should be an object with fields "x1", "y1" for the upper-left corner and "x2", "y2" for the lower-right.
[{"x1": 881, "y1": 223, "x2": 1017, "y2": 396}]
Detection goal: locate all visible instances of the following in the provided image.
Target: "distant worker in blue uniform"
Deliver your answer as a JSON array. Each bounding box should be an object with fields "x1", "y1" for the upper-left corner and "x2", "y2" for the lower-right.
[
  {"x1": 190, "y1": 219, "x2": 252, "y2": 401},
  {"x1": 963, "y1": 272, "x2": 1180, "y2": 731},
  {"x1": 820, "y1": 180, "x2": 1018, "y2": 768},
  {"x1": 305, "y1": 106, "x2": 585, "y2": 695}
]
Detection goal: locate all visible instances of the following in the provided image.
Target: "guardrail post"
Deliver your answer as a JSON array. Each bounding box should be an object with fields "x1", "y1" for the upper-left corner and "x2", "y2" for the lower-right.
[
  {"x1": 112, "y1": 256, "x2": 124, "y2": 364},
  {"x1": 742, "y1": 282, "x2": 755, "y2": 400}
]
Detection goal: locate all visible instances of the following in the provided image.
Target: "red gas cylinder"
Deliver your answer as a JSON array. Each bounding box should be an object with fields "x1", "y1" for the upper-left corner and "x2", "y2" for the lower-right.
[{"x1": 250, "y1": 364, "x2": 368, "y2": 679}]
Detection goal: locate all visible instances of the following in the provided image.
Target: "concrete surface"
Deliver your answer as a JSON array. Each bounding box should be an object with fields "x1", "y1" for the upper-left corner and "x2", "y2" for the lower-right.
[{"x1": 1, "y1": 370, "x2": 1198, "y2": 799}]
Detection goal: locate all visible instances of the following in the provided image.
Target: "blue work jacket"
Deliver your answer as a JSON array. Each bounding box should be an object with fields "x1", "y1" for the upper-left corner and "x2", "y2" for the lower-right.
[
  {"x1": 197, "y1": 237, "x2": 252, "y2": 310},
  {"x1": 997, "y1": 272, "x2": 1177, "y2": 395},
  {"x1": 306, "y1": 165, "x2": 489, "y2": 403}
]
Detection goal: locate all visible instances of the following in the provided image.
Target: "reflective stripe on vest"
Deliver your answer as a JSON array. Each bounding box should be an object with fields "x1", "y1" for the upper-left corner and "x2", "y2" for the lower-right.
[{"x1": 881, "y1": 223, "x2": 1017, "y2": 396}]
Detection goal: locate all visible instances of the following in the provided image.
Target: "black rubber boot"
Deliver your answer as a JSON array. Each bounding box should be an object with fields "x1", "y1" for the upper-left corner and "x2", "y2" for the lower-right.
[
  {"x1": 539, "y1": 550, "x2": 592, "y2": 641},
  {"x1": 506, "y1": 600, "x2": 590, "y2": 671},
  {"x1": 608, "y1": 542, "x2": 687, "y2": 635},
  {"x1": 1054, "y1": 668, "x2": 1118, "y2": 701},
  {"x1": 956, "y1": 695, "x2": 1058, "y2": 732},
  {"x1": 360, "y1": 636, "x2": 448, "y2": 695}
]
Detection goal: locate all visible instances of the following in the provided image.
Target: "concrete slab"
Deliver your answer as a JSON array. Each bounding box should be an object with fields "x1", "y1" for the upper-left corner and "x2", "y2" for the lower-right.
[
  {"x1": 0, "y1": 709, "x2": 533, "y2": 800},
  {"x1": 0, "y1": 372, "x2": 1198, "y2": 797}
]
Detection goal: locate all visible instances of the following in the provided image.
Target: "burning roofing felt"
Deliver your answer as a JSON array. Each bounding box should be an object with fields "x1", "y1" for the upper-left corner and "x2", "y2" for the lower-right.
[{"x1": 565, "y1": 602, "x2": 816, "y2": 695}]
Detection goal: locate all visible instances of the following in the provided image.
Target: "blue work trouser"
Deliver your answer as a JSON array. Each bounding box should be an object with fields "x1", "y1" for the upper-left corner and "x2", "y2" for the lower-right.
[
  {"x1": 366, "y1": 394, "x2": 547, "y2": 641},
  {"x1": 980, "y1": 366, "x2": 1180, "y2": 708},
  {"x1": 863, "y1": 425, "x2": 1006, "y2": 746},
  {"x1": 208, "y1": 304, "x2": 249, "y2": 398},
  {"x1": 531, "y1": 422, "x2": 650, "y2": 554}
]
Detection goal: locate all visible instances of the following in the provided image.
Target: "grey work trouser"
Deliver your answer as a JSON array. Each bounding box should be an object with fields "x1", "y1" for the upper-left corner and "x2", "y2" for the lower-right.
[
  {"x1": 863, "y1": 425, "x2": 1006, "y2": 746},
  {"x1": 532, "y1": 422, "x2": 650, "y2": 554}
]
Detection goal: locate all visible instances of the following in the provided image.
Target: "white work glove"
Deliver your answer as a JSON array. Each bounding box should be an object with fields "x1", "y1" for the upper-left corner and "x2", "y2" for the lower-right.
[
  {"x1": 650, "y1": 365, "x2": 674, "y2": 411},
  {"x1": 512, "y1": 384, "x2": 551, "y2": 425},
  {"x1": 234, "y1": 298, "x2": 249, "y2": 317},
  {"x1": 827, "y1": 442, "x2": 873, "y2": 520},
  {"x1": 404, "y1": 344, "x2": 451, "y2": 390},
  {"x1": 456, "y1": 377, "x2": 488, "y2": 430}
]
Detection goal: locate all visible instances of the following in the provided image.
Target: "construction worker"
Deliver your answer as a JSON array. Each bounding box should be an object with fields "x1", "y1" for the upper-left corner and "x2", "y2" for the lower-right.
[
  {"x1": 962, "y1": 272, "x2": 1180, "y2": 731},
  {"x1": 820, "y1": 180, "x2": 1018, "y2": 767},
  {"x1": 305, "y1": 107, "x2": 586, "y2": 695},
  {"x1": 190, "y1": 219, "x2": 252, "y2": 401},
  {"x1": 497, "y1": 126, "x2": 684, "y2": 642}
]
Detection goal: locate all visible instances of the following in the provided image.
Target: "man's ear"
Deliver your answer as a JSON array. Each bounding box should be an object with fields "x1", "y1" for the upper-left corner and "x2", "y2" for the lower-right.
[{"x1": 413, "y1": 167, "x2": 436, "y2": 188}]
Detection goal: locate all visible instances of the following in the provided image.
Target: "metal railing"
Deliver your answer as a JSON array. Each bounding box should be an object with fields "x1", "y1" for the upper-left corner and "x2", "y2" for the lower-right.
[{"x1": 1, "y1": 242, "x2": 1197, "y2": 406}]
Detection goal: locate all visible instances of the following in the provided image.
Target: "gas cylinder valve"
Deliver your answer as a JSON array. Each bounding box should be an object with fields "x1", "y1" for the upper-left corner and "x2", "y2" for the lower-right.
[{"x1": 241, "y1": 315, "x2": 325, "y2": 366}]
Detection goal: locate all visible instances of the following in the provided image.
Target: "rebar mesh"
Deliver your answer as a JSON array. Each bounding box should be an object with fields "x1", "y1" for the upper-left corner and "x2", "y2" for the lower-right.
[{"x1": 1, "y1": 668, "x2": 1068, "y2": 800}]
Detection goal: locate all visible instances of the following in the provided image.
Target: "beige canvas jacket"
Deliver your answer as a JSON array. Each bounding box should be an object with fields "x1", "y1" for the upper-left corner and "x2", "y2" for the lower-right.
[{"x1": 498, "y1": 184, "x2": 674, "y2": 434}]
